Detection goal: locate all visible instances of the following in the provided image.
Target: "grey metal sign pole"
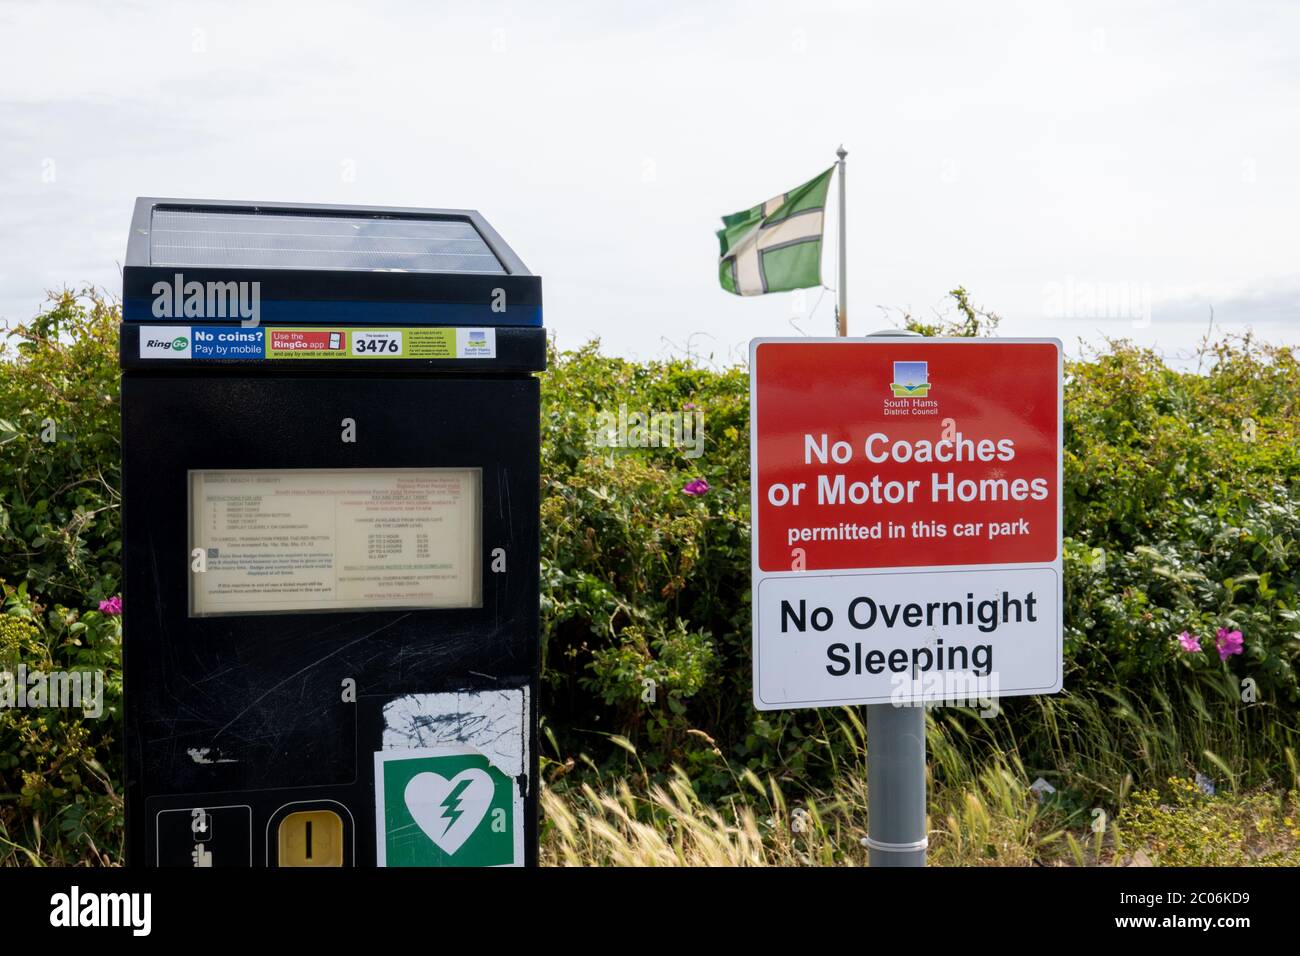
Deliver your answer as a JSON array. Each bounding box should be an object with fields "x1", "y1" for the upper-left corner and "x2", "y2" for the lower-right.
[
  {"x1": 859, "y1": 329, "x2": 928, "y2": 866},
  {"x1": 866, "y1": 700, "x2": 928, "y2": 865},
  {"x1": 834, "y1": 150, "x2": 927, "y2": 866}
]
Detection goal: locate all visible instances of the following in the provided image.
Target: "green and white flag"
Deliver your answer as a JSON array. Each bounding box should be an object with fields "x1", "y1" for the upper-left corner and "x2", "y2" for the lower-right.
[{"x1": 717, "y1": 166, "x2": 833, "y2": 296}]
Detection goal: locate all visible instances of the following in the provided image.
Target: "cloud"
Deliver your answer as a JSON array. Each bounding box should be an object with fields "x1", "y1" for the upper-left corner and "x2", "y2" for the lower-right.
[
  {"x1": 1153, "y1": 277, "x2": 1300, "y2": 332},
  {"x1": 2, "y1": 0, "x2": 1300, "y2": 362}
]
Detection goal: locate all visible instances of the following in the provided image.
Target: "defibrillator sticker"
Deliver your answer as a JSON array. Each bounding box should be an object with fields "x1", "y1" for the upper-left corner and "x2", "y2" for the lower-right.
[
  {"x1": 374, "y1": 747, "x2": 519, "y2": 867},
  {"x1": 375, "y1": 687, "x2": 528, "y2": 867}
]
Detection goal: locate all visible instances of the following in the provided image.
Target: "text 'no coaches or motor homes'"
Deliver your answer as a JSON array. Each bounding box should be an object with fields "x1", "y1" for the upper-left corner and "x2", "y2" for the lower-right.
[{"x1": 748, "y1": 337, "x2": 1065, "y2": 710}]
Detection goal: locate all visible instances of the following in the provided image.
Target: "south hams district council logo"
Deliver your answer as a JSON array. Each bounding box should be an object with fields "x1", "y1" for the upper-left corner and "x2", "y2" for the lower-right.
[{"x1": 890, "y1": 360, "x2": 930, "y2": 397}]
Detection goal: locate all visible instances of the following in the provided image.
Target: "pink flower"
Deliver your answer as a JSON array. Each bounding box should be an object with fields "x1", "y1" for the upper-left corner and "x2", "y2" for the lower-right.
[
  {"x1": 683, "y1": 478, "x2": 711, "y2": 497},
  {"x1": 684, "y1": 403, "x2": 698, "y2": 411},
  {"x1": 1215, "y1": 628, "x2": 1244, "y2": 661},
  {"x1": 1177, "y1": 631, "x2": 1201, "y2": 653},
  {"x1": 98, "y1": 596, "x2": 122, "y2": 616}
]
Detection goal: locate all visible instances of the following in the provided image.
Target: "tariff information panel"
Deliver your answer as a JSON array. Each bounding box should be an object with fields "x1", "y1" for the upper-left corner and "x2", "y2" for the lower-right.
[
  {"x1": 189, "y1": 468, "x2": 481, "y2": 616},
  {"x1": 749, "y1": 338, "x2": 1063, "y2": 709}
]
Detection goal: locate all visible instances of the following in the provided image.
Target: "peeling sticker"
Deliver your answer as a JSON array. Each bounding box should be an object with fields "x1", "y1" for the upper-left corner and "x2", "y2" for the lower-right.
[
  {"x1": 382, "y1": 688, "x2": 528, "y2": 780},
  {"x1": 376, "y1": 688, "x2": 528, "y2": 867},
  {"x1": 186, "y1": 747, "x2": 237, "y2": 765}
]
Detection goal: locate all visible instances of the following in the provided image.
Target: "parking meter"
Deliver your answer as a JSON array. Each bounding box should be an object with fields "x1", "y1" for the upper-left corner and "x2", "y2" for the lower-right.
[{"x1": 118, "y1": 199, "x2": 543, "y2": 867}]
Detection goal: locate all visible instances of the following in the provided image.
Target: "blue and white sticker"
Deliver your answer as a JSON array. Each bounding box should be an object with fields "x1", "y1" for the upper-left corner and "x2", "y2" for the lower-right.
[
  {"x1": 456, "y1": 328, "x2": 496, "y2": 358},
  {"x1": 138, "y1": 326, "x2": 193, "y2": 359},
  {"x1": 140, "y1": 325, "x2": 499, "y2": 361},
  {"x1": 191, "y1": 326, "x2": 266, "y2": 359}
]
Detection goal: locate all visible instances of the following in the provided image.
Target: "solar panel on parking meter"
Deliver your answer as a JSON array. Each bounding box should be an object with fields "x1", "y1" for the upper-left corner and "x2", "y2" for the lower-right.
[{"x1": 119, "y1": 198, "x2": 543, "y2": 867}]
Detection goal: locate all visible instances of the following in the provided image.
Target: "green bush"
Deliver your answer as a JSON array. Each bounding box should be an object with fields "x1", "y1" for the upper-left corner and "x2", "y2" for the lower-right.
[
  {"x1": 2, "y1": 287, "x2": 1299, "y2": 864},
  {"x1": 539, "y1": 327, "x2": 1300, "y2": 791},
  {"x1": 1118, "y1": 776, "x2": 1300, "y2": 865},
  {"x1": 0, "y1": 289, "x2": 121, "y2": 607},
  {"x1": 0, "y1": 290, "x2": 124, "y2": 864},
  {"x1": 1062, "y1": 337, "x2": 1300, "y2": 704}
]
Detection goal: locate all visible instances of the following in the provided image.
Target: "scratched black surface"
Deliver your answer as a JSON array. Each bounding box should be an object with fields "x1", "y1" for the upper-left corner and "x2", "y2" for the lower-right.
[{"x1": 120, "y1": 373, "x2": 539, "y2": 865}]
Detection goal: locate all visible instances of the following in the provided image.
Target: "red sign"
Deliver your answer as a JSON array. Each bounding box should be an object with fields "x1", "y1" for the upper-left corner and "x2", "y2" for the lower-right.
[
  {"x1": 269, "y1": 329, "x2": 343, "y2": 352},
  {"x1": 752, "y1": 339, "x2": 1061, "y2": 573}
]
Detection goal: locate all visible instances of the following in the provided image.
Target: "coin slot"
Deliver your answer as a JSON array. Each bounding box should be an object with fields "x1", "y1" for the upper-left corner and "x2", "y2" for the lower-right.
[{"x1": 278, "y1": 810, "x2": 343, "y2": 867}]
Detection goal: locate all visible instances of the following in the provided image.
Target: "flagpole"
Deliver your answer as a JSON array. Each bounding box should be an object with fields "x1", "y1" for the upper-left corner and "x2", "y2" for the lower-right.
[{"x1": 836, "y1": 145, "x2": 848, "y2": 336}]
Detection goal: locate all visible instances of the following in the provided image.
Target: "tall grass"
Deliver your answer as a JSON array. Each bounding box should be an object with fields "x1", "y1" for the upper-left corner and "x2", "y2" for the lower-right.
[{"x1": 543, "y1": 681, "x2": 1300, "y2": 866}]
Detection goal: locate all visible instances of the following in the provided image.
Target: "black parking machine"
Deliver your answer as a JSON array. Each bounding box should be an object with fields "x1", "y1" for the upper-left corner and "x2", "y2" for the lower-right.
[{"x1": 119, "y1": 199, "x2": 543, "y2": 867}]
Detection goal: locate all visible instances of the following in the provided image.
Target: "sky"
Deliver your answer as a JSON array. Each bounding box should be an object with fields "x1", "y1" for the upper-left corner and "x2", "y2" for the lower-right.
[{"x1": 1, "y1": 0, "x2": 1297, "y2": 367}]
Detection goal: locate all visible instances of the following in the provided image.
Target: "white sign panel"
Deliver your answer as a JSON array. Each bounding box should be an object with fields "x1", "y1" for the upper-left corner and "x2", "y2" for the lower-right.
[{"x1": 754, "y1": 567, "x2": 1060, "y2": 708}]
